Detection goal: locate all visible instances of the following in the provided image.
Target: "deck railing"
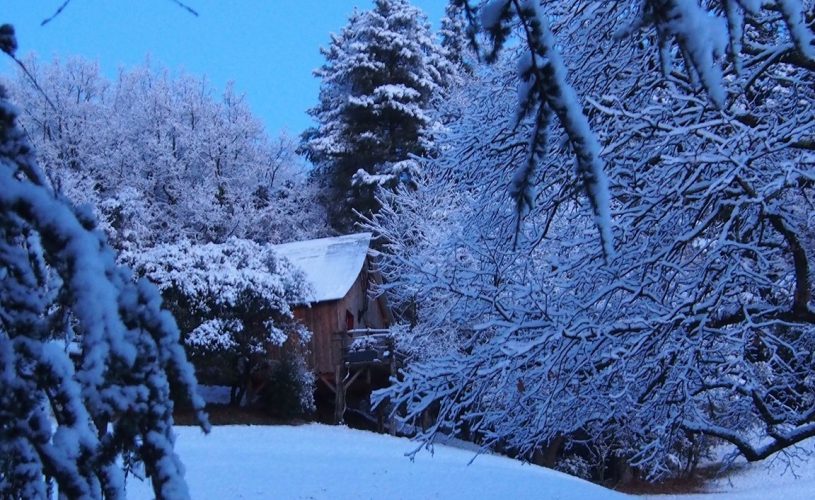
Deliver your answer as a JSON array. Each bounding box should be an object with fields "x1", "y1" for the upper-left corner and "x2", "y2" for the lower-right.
[{"x1": 339, "y1": 328, "x2": 393, "y2": 365}]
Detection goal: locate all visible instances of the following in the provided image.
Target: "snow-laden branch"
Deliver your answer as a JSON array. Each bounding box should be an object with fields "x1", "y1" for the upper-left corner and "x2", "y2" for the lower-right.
[
  {"x1": 1, "y1": 31, "x2": 208, "y2": 497},
  {"x1": 367, "y1": 0, "x2": 815, "y2": 478}
]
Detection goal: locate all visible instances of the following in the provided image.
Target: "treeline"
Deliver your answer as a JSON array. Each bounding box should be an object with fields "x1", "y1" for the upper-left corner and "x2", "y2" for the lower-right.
[{"x1": 6, "y1": 57, "x2": 329, "y2": 249}]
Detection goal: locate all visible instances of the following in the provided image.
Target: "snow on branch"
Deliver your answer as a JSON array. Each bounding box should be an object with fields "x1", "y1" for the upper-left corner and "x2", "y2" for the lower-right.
[
  {"x1": 513, "y1": 0, "x2": 615, "y2": 259},
  {"x1": 368, "y1": 0, "x2": 815, "y2": 477},
  {"x1": 778, "y1": 0, "x2": 815, "y2": 60},
  {"x1": 616, "y1": 0, "x2": 815, "y2": 104},
  {"x1": 645, "y1": 0, "x2": 729, "y2": 107},
  {"x1": 0, "y1": 28, "x2": 207, "y2": 497}
]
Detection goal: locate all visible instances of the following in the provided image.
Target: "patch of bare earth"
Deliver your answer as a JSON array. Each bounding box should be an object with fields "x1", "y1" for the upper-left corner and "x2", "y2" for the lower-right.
[
  {"x1": 614, "y1": 464, "x2": 734, "y2": 496},
  {"x1": 174, "y1": 404, "x2": 309, "y2": 426}
]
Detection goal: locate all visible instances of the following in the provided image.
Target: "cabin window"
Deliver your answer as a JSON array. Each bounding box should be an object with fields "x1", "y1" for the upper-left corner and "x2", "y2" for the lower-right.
[{"x1": 345, "y1": 310, "x2": 355, "y2": 331}]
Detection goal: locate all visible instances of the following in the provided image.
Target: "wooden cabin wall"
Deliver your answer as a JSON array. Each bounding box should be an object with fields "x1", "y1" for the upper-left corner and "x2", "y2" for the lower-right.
[
  {"x1": 292, "y1": 258, "x2": 391, "y2": 376},
  {"x1": 293, "y1": 302, "x2": 341, "y2": 375},
  {"x1": 340, "y1": 265, "x2": 390, "y2": 330}
]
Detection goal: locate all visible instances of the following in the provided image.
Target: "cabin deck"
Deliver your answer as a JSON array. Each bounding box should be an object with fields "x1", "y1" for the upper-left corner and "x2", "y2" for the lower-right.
[{"x1": 315, "y1": 328, "x2": 399, "y2": 427}]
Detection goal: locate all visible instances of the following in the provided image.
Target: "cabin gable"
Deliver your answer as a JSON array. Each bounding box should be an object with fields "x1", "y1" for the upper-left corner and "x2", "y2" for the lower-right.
[{"x1": 274, "y1": 233, "x2": 390, "y2": 375}]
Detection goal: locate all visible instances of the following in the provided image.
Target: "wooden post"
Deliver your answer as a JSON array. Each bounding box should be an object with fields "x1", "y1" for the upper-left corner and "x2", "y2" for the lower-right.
[
  {"x1": 343, "y1": 368, "x2": 363, "y2": 391},
  {"x1": 334, "y1": 364, "x2": 345, "y2": 424},
  {"x1": 377, "y1": 406, "x2": 385, "y2": 434}
]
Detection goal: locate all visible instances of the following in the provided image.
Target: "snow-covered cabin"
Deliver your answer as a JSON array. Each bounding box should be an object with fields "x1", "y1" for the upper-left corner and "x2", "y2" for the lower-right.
[{"x1": 272, "y1": 233, "x2": 391, "y2": 376}]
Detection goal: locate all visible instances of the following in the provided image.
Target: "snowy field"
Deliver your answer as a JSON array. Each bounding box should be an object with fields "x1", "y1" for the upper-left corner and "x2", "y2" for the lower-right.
[
  {"x1": 126, "y1": 424, "x2": 815, "y2": 500},
  {"x1": 126, "y1": 424, "x2": 628, "y2": 499},
  {"x1": 656, "y1": 441, "x2": 815, "y2": 500}
]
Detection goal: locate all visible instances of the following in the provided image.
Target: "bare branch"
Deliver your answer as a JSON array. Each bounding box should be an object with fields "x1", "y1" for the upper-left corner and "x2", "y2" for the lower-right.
[
  {"x1": 168, "y1": 0, "x2": 199, "y2": 17},
  {"x1": 40, "y1": 0, "x2": 72, "y2": 26}
]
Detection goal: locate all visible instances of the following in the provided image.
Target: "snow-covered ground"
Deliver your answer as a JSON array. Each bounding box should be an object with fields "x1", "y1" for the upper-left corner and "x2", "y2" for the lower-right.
[
  {"x1": 126, "y1": 424, "x2": 814, "y2": 500},
  {"x1": 655, "y1": 440, "x2": 815, "y2": 500},
  {"x1": 126, "y1": 424, "x2": 628, "y2": 499}
]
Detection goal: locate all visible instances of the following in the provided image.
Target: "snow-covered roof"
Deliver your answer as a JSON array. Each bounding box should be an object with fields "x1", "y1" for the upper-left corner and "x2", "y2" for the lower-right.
[{"x1": 272, "y1": 233, "x2": 372, "y2": 303}]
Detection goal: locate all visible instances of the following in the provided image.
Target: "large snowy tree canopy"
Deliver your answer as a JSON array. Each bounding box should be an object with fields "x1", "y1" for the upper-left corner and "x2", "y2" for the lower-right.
[
  {"x1": 4, "y1": 56, "x2": 329, "y2": 249},
  {"x1": 301, "y1": 0, "x2": 455, "y2": 231},
  {"x1": 454, "y1": 0, "x2": 814, "y2": 258},
  {"x1": 0, "y1": 25, "x2": 208, "y2": 499},
  {"x1": 370, "y1": 0, "x2": 815, "y2": 479}
]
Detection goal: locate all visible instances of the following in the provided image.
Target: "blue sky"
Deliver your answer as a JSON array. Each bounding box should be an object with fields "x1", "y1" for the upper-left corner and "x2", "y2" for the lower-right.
[{"x1": 2, "y1": 0, "x2": 446, "y2": 136}]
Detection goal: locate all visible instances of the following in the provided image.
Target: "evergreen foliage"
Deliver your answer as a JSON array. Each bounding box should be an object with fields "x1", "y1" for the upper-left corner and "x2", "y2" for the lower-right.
[
  {"x1": 439, "y1": 3, "x2": 475, "y2": 74},
  {"x1": 301, "y1": 0, "x2": 454, "y2": 232}
]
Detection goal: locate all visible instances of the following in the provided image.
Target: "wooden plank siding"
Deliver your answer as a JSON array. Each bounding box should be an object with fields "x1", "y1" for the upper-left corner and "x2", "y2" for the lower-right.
[{"x1": 293, "y1": 258, "x2": 390, "y2": 375}]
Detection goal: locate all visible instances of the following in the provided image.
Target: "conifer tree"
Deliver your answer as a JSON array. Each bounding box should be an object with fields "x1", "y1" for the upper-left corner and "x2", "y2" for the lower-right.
[
  {"x1": 439, "y1": 2, "x2": 474, "y2": 74},
  {"x1": 301, "y1": 0, "x2": 453, "y2": 232}
]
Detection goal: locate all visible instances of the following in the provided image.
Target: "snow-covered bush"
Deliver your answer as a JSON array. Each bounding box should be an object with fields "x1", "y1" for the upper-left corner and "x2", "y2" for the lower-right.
[
  {"x1": 259, "y1": 351, "x2": 316, "y2": 419},
  {"x1": 0, "y1": 25, "x2": 207, "y2": 498},
  {"x1": 555, "y1": 456, "x2": 593, "y2": 481},
  {"x1": 121, "y1": 238, "x2": 313, "y2": 408}
]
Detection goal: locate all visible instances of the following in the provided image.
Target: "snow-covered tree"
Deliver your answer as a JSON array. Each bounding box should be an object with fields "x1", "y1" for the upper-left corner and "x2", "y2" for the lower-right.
[
  {"x1": 4, "y1": 56, "x2": 330, "y2": 250},
  {"x1": 369, "y1": 0, "x2": 815, "y2": 479},
  {"x1": 0, "y1": 25, "x2": 208, "y2": 498},
  {"x1": 121, "y1": 238, "x2": 314, "y2": 409},
  {"x1": 301, "y1": 0, "x2": 454, "y2": 231},
  {"x1": 440, "y1": 2, "x2": 475, "y2": 74}
]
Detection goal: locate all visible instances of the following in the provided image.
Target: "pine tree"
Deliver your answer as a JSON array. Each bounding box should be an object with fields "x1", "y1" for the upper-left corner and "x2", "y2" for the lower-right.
[
  {"x1": 439, "y1": 2, "x2": 475, "y2": 74},
  {"x1": 301, "y1": 0, "x2": 453, "y2": 232}
]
